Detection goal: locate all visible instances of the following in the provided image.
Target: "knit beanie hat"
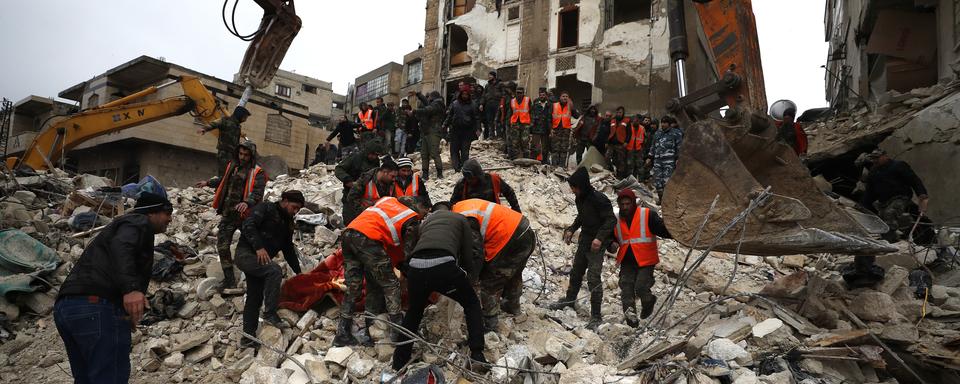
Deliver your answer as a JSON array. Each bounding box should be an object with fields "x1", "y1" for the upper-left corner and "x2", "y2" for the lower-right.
[
  {"x1": 134, "y1": 192, "x2": 173, "y2": 214},
  {"x1": 380, "y1": 156, "x2": 399, "y2": 171},
  {"x1": 396, "y1": 157, "x2": 414, "y2": 169}
]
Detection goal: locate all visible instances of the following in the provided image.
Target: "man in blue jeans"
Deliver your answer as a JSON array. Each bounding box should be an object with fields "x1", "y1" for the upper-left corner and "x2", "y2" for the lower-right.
[{"x1": 54, "y1": 192, "x2": 173, "y2": 383}]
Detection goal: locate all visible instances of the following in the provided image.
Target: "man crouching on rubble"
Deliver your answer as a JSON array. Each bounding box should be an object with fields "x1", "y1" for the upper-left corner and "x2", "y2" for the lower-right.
[
  {"x1": 55, "y1": 192, "x2": 173, "y2": 383},
  {"x1": 610, "y1": 189, "x2": 671, "y2": 327},
  {"x1": 392, "y1": 201, "x2": 488, "y2": 372},
  {"x1": 335, "y1": 196, "x2": 425, "y2": 347},
  {"x1": 548, "y1": 167, "x2": 617, "y2": 330},
  {"x1": 237, "y1": 190, "x2": 305, "y2": 349}
]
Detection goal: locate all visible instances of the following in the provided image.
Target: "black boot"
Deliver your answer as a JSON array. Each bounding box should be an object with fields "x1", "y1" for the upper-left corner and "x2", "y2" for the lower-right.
[
  {"x1": 359, "y1": 317, "x2": 375, "y2": 347},
  {"x1": 483, "y1": 315, "x2": 499, "y2": 333},
  {"x1": 586, "y1": 315, "x2": 603, "y2": 330},
  {"x1": 422, "y1": 169, "x2": 430, "y2": 181},
  {"x1": 387, "y1": 313, "x2": 404, "y2": 342},
  {"x1": 624, "y1": 306, "x2": 639, "y2": 328},
  {"x1": 333, "y1": 317, "x2": 358, "y2": 347},
  {"x1": 220, "y1": 264, "x2": 237, "y2": 290},
  {"x1": 469, "y1": 350, "x2": 489, "y2": 374},
  {"x1": 547, "y1": 297, "x2": 575, "y2": 310},
  {"x1": 263, "y1": 312, "x2": 289, "y2": 329},
  {"x1": 640, "y1": 296, "x2": 657, "y2": 319},
  {"x1": 436, "y1": 167, "x2": 443, "y2": 179}
]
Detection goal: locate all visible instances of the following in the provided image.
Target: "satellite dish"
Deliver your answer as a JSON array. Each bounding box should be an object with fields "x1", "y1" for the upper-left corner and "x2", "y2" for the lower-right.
[{"x1": 769, "y1": 99, "x2": 797, "y2": 120}]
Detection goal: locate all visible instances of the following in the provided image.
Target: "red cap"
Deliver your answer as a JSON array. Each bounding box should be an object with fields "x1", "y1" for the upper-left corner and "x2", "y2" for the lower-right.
[{"x1": 617, "y1": 188, "x2": 637, "y2": 201}]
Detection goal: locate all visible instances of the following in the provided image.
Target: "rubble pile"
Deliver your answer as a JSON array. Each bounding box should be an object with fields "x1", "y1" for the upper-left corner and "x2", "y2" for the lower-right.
[{"x1": 0, "y1": 141, "x2": 958, "y2": 383}]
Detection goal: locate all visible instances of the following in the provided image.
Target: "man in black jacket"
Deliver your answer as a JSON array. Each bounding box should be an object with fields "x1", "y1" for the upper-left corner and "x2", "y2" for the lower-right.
[
  {"x1": 392, "y1": 201, "x2": 487, "y2": 371},
  {"x1": 444, "y1": 85, "x2": 481, "y2": 172},
  {"x1": 237, "y1": 190, "x2": 305, "y2": 348},
  {"x1": 328, "y1": 115, "x2": 361, "y2": 158},
  {"x1": 548, "y1": 167, "x2": 617, "y2": 330},
  {"x1": 860, "y1": 149, "x2": 930, "y2": 242},
  {"x1": 450, "y1": 158, "x2": 521, "y2": 212},
  {"x1": 55, "y1": 192, "x2": 173, "y2": 383}
]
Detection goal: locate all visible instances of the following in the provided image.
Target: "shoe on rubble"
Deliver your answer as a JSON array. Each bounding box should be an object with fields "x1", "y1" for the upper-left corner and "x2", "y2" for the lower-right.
[
  {"x1": 547, "y1": 298, "x2": 575, "y2": 311},
  {"x1": 263, "y1": 313, "x2": 289, "y2": 329},
  {"x1": 586, "y1": 316, "x2": 603, "y2": 331}
]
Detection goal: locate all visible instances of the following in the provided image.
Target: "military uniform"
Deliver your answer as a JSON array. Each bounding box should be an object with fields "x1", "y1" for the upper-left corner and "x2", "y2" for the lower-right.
[
  {"x1": 651, "y1": 127, "x2": 683, "y2": 198},
  {"x1": 624, "y1": 122, "x2": 647, "y2": 180},
  {"x1": 508, "y1": 95, "x2": 531, "y2": 159},
  {"x1": 206, "y1": 116, "x2": 242, "y2": 178},
  {"x1": 334, "y1": 142, "x2": 384, "y2": 224},
  {"x1": 607, "y1": 116, "x2": 630, "y2": 178},
  {"x1": 345, "y1": 168, "x2": 395, "y2": 221},
  {"x1": 478, "y1": 218, "x2": 535, "y2": 325},
  {"x1": 530, "y1": 97, "x2": 552, "y2": 162},
  {"x1": 414, "y1": 93, "x2": 446, "y2": 179}
]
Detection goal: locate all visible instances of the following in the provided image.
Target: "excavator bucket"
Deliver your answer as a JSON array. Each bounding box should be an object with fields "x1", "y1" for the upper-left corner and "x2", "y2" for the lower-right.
[
  {"x1": 660, "y1": 108, "x2": 896, "y2": 256},
  {"x1": 235, "y1": 0, "x2": 301, "y2": 89}
]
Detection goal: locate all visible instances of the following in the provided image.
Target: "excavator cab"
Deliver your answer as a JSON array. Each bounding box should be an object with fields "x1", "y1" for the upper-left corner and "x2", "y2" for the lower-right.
[{"x1": 659, "y1": 0, "x2": 895, "y2": 256}]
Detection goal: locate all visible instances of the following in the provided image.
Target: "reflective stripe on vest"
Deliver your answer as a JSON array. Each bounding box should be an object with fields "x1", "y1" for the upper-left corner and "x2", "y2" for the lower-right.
[
  {"x1": 363, "y1": 179, "x2": 382, "y2": 203},
  {"x1": 626, "y1": 124, "x2": 645, "y2": 151},
  {"x1": 552, "y1": 102, "x2": 572, "y2": 129},
  {"x1": 368, "y1": 205, "x2": 416, "y2": 246},
  {"x1": 452, "y1": 198, "x2": 523, "y2": 261},
  {"x1": 609, "y1": 117, "x2": 630, "y2": 144},
  {"x1": 358, "y1": 110, "x2": 374, "y2": 130},
  {"x1": 212, "y1": 161, "x2": 263, "y2": 211},
  {"x1": 615, "y1": 206, "x2": 658, "y2": 266},
  {"x1": 459, "y1": 202, "x2": 497, "y2": 241},
  {"x1": 394, "y1": 174, "x2": 420, "y2": 197},
  {"x1": 510, "y1": 97, "x2": 531, "y2": 124}
]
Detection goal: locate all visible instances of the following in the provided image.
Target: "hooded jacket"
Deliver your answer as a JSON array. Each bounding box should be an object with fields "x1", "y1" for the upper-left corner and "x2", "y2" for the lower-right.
[
  {"x1": 58, "y1": 213, "x2": 155, "y2": 305},
  {"x1": 207, "y1": 140, "x2": 267, "y2": 215},
  {"x1": 567, "y1": 167, "x2": 616, "y2": 242},
  {"x1": 414, "y1": 92, "x2": 446, "y2": 137},
  {"x1": 407, "y1": 210, "x2": 484, "y2": 283},
  {"x1": 450, "y1": 158, "x2": 521, "y2": 212},
  {"x1": 238, "y1": 201, "x2": 301, "y2": 273},
  {"x1": 335, "y1": 140, "x2": 385, "y2": 187}
]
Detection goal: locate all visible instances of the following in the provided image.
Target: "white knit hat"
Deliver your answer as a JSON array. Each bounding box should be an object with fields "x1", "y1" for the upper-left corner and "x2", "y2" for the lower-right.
[{"x1": 396, "y1": 157, "x2": 414, "y2": 169}]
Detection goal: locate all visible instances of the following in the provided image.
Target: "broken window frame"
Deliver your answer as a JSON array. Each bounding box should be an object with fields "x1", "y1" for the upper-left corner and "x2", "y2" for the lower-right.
[
  {"x1": 275, "y1": 84, "x2": 292, "y2": 98},
  {"x1": 452, "y1": 0, "x2": 476, "y2": 18},
  {"x1": 301, "y1": 84, "x2": 317, "y2": 94},
  {"x1": 355, "y1": 73, "x2": 390, "y2": 104},
  {"x1": 606, "y1": 0, "x2": 651, "y2": 28},
  {"x1": 449, "y1": 24, "x2": 472, "y2": 67},
  {"x1": 557, "y1": 6, "x2": 580, "y2": 50},
  {"x1": 406, "y1": 59, "x2": 423, "y2": 86}
]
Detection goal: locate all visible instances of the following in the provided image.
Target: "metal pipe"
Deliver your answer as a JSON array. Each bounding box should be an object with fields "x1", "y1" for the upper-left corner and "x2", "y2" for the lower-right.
[
  {"x1": 675, "y1": 59, "x2": 688, "y2": 97},
  {"x1": 237, "y1": 85, "x2": 254, "y2": 108}
]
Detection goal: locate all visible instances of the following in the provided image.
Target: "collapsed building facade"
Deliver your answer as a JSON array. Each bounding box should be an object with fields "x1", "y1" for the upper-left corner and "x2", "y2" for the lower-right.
[{"x1": 419, "y1": 0, "x2": 713, "y2": 116}]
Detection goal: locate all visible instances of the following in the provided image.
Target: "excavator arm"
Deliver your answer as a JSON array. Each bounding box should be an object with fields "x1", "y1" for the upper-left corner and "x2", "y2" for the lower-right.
[
  {"x1": 6, "y1": 76, "x2": 228, "y2": 172},
  {"x1": 660, "y1": 0, "x2": 895, "y2": 255}
]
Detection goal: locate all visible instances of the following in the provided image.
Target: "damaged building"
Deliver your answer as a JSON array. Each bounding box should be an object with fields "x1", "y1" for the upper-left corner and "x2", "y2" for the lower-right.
[
  {"x1": 419, "y1": 0, "x2": 694, "y2": 115},
  {"x1": 4, "y1": 56, "x2": 337, "y2": 187},
  {"x1": 811, "y1": 0, "x2": 960, "y2": 224}
]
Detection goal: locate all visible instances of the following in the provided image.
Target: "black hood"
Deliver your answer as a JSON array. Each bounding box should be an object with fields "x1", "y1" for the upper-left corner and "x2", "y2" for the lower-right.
[
  {"x1": 567, "y1": 166, "x2": 593, "y2": 194},
  {"x1": 462, "y1": 158, "x2": 483, "y2": 177},
  {"x1": 361, "y1": 139, "x2": 386, "y2": 156},
  {"x1": 236, "y1": 139, "x2": 259, "y2": 165}
]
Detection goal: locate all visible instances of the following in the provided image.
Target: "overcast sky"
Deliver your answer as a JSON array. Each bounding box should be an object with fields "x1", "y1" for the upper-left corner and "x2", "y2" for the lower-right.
[{"x1": 0, "y1": 1, "x2": 827, "y2": 112}]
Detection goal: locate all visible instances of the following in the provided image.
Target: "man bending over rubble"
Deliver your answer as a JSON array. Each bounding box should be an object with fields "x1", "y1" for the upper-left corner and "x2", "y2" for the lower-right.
[
  {"x1": 335, "y1": 140, "x2": 386, "y2": 224},
  {"x1": 450, "y1": 158, "x2": 521, "y2": 213},
  {"x1": 392, "y1": 201, "x2": 488, "y2": 371},
  {"x1": 195, "y1": 139, "x2": 266, "y2": 291},
  {"x1": 346, "y1": 155, "x2": 400, "y2": 216},
  {"x1": 335, "y1": 196, "x2": 424, "y2": 347},
  {"x1": 548, "y1": 167, "x2": 617, "y2": 330},
  {"x1": 237, "y1": 190, "x2": 305, "y2": 349},
  {"x1": 55, "y1": 192, "x2": 173, "y2": 383},
  {"x1": 611, "y1": 189, "x2": 672, "y2": 327},
  {"x1": 453, "y1": 198, "x2": 536, "y2": 331}
]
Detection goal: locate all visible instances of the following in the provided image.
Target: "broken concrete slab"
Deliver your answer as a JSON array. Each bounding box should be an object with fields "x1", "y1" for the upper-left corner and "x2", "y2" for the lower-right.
[
  {"x1": 848, "y1": 291, "x2": 899, "y2": 322},
  {"x1": 752, "y1": 318, "x2": 784, "y2": 338},
  {"x1": 323, "y1": 346, "x2": 354, "y2": 367},
  {"x1": 705, "y1": 338, "x2": 749, "y2": 361}
]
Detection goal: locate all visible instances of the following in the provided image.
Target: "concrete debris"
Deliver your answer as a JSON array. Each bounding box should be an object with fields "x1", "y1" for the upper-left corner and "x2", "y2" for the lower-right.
[
  {"x1": 704, "y1": 338, "x2": 749, "y2": 361},
  {"x1": 751, "y1": 318, "x2": 784, "y2": 338}
]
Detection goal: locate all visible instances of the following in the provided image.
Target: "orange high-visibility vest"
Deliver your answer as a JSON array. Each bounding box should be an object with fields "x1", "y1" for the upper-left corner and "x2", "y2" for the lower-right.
[
  {"x1": 347, "y1": 197, "x2": 419, "y2": 267},
  {"x1": 626, "y1": 124, "x2": 646, "y2": 151},
  {"x1": 453, "y1": 198, "x2": 523, "y2": 261},
  {"x1": 362, "y1": 179, "x2": 391, "y2": 208},
  {"x1": 609, "y1": 117, "x2": 630, "y2": 144},
  {"x1": 212, "y1": 161, "x2": 265, "y2": 214},
  {"x1": 510, "y1": 96, "x2": 531, "y2": 124},
  {"x1": 357, "y1": 109, "x2": 374, "y2": 130},
  {"x1": 552, "y1": 102, "x2": 572, "y2": 129},
  {"x1": 394, "y1": 174, "x2": 422, "y2": 197},
  {"x1": 615, "y1": 206, "x2": 659, "y2": 267},
  {"x1": 461, "y1": 173, "x2": 502, "y2": 204}
]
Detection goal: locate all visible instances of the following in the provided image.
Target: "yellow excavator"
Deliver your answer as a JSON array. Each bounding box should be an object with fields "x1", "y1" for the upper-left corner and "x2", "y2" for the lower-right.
[
  {"x1": 6, "y1": 0, "x2": 301, "y2": 172},
  {"x1": 660, "y1": 0, "x2": 896, "y2": 256}
]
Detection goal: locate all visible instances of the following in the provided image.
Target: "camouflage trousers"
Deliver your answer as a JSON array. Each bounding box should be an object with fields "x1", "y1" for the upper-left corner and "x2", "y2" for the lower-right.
[
  {"x1": 420, "y1": 134, "x2": 443, "y2": 178},
  {"x1": 341, "y1": 229, "x2": 402, "y2": 318},
  {"x1": 217, "y1": 215, "x2": 242, "y2": 270},
  {"x1": 606, "y1": 144, "x2": 626, "y2": 178},
  {"x1": 508, "y1": 123, "x2": 530, "y2": 159},
  {"x1": 879, "y1": 196, "x2": 915, "y2": 242},
  {"x1": 574, "y1": 139, "x2": 592, "y2": 165},
  {"x1": 625, "y1": 150, "x2": 645, "y2": 180},
  {"x1": 530, "y1": 133, "x2": 549, "y2": 162},
  {"x1": 479, "y1": 219, "x2": 535, "y2": 319},
  {"x1": 652, "y1": 158, "x2": 677, "y2": 198},
  {"x1": 551, "y1": 128, "x2": 572, "y2": 166}
]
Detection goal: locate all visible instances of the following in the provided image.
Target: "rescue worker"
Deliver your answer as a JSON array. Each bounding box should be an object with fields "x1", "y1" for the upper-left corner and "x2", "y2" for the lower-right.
[
  {"x1": 328, "y1": 115, "x2": 362, "y2": 159},
  {"x1": 334, "y1": 196, "x2": 424, "y2": 347},
  {"x1": 392, "y1": 201, "x2": 487, "y2": 370},
  {"x1": 775, "y1": 108, "x2": 808, "y2": 156},
  {"x1": 394, "y1": 99, "x2": 411, "y2": 156},
  {"x1": 375, "y1": 98, "x2": 396, "y2": 152},
  {"x1": 593, "y1": 111, "x2": 613, "y2": 155},
  {"x1": 346, "y1": 156, "x2": 399, "y2": 216},
  {"x1": 611, "y1": 189, "x2": 671, "y2": 327},
  {"x1": 573, "y1": 105, "x2": 601, "y2": 165},
  {"x1": 640, "y1": 116, "x2": 658, "y2": 181},
  {"x1": 356, "y1": 102, "x2": 376, "y2": 142},
  {"x1": 651, "y1": 116, "x2": 683, "y2": 200},
  {"x1": 453, "y1": 198, "x2": 535, "y2": 331},
  {"x1": 860, "y1": 149, "x2": 930, "y2": 242},
  {"x1": 55, "y1": 192, "x2": 173, "y2": 383},
  {"x1": 607, "y1": 107, "x2": 630, "y2": 178},
  {"x1": 444, "y1": 83, "x2": 481, "y2": 172},
  {"x1": 201, "y1": 105, "x2": 250, "y2": 177},
  {"x1": 480, "y1": 71, "x2": 502, "y2": 140},
  {"x1": 450, "y1": 158, "x2": 521, "y2": 212},
  {"x1": 548, "y1": 167, "x2": 616, "y2": 330},
  {"x1": 411, "y1": 91, "x2": 446, "y2": 180},
  {"x1": 394, "y1": 157, "x2": 431, "y2": 208},
  {"x1": 508, "y1": 87, "x2": 532, "y2": 159},
  {"x1": 624, "y1": 115, "x2": 647, "y2": 180},
  {"x1": 237, "y1": 190, "x2": 305, "y2": 348},
  {"x1": 550, "y1": 92, "x2": 580, "y2": 167},
  {"x1": 530, "y1": 88, "x2": 552, "y2": 162},
  {"x1": 196, "y1": 139, "x2": 266, "y2": 290},
  {"x1": 335, "y1": 140, "x2": 386, "y2": 224}
]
